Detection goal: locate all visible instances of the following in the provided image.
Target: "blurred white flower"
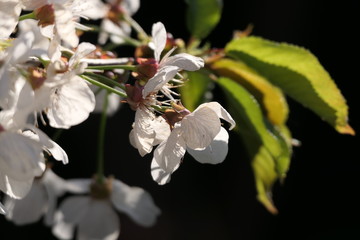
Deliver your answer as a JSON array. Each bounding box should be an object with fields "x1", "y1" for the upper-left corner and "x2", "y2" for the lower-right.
[
  {"x1": 34, "y1": 0, "x2": 107, "y2": 48},
  {"x1": 92, "y1": 88, "x2": 122, "y2": 117},
  {"x1": 52, "y1": 176, "x2": 161, "y2": 240},
  {"x1": 4, "y1": 168, "x2": 72, "y2": 225},
  {"x1": 98, "y1": 0, "x2": 140, "y2": 45}
]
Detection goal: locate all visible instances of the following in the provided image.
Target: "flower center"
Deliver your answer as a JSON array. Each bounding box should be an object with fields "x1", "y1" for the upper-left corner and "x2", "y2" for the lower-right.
[
  {"x1": 90, "y1": 177, "x2": 113, "y2": 200},
  {"x1": 163, "y1": 102, "x2": 191, "y2": 129},
  {"x1": 107, "y1": 1, "x2": 125, "y2": 25},
  {"x1": 132, "y1": 58, "x2": 159, "y2": 83},
  {"x1": 27, "y1": 67, "x2": 46, "y2": 90}
]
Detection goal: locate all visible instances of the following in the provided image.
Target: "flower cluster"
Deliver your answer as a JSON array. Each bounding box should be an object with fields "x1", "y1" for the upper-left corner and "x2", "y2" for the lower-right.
[{"x1": 0, "y1": 0, "x2": 235, "y2": 239}]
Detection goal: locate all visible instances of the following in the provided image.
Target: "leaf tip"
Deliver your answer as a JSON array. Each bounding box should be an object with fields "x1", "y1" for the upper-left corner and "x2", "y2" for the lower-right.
[
  {"x1": 337, "y1": 124, "x2": 355, "y2": 136},
  {"x1": 257, "y1": 194, "x2": 279, "y2": 215}
]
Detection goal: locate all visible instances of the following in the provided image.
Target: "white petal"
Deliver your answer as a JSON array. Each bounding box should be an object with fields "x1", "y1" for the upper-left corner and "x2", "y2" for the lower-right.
[
  {"x1": 0, "y1": 174, "x2": 35, "y2": 199},
  {"x1": 142, "y1": 65, "x2": 179, "y2": 98},
  {"x1": 0, "y1": 131, "x2": 44, "y2": 182},
  {"x1": 69, "y1": 42, "x2": 96, "y2": 67},
  {"x1": 150, "y1": 158, "x2": 172, "y2": 185},
  {"x1": 65, "y1": 179, "x2": 92, "y2": 194},
  {"x1": 131, "y1": 108, "x2": 156, "y2": 156},
  {"x1": 0, "y1": 202, "x2": 6, "y2": 215},
  {"x1": 4, "y1": 180, "x2": 47, "y2": 225},
  {"x1": 96, "y1": 16, "x2": 132, "y2": 44},
  {"x1": 47, "y1": 76, "x2": 95, "y2": 129},
  {"x1": 42, "y1": 169, "x2": 69, "y2": 226},
  {"x1": 187, "y1": 127, "x2": 229, "y2": 164},
  {"x1": 98, "y1": 20, "x2": 110, "y2": 45},
  {"x1": 74, "y1": 0, "x2": 108, "y2": 20},
  {"x1": 54, "y1": 4, "x2": 79, "y2": 48},
  {"x1": 93, "y1": 89, "x2": 122, "y2": 116},
  {"x1": 26, "y1": 127, "x2": 69, "y2": 164},
  {"x1": 121, "y1": 0, "x2": 140, "y2": 15},
  {"x1": 151, "y1": 22, "x2": 167, "y2": 61},
  {"x1": 152, "y1": 128, "x2": 186, "y2": 184},
  {"x1": 160, "y1": 53, "x2": 204, "y2": 71},
  {"x1": 21, "y1": 0, "x2": 47, "y2": 10},
  {"x1": 78, "y1": 200, "x2": 120, "y2": 240},
  {"x1": 0, "y1": 0, "x2": 21, "y2": 38},
  {"x1": 152, "y1": 116, "x2": 171, "y2": 146},
  {"x1": 111, "y1": 179, "x2": 160, "y2": 227},
  {"x1": 5, "y1": 30, "x2": 35, "y2": 64},
  {"x1": 197, "y1": 102, "x2": 236, "y2": 130},
  {"x1": 181, "y1": 106, "x2": 221, "y2": 150},
  {"x1": 47, "y1": 139, "x2": 69, "y2": 164},
  {"x1": 48, "y1": 33, "x2": 62, "y2": 61},
  {"x1": 40, "y1": 24, "x2": 55, "y2": 39},
  {"x1": 52, "y1": 196, "x2": 90, "y2": 240}
]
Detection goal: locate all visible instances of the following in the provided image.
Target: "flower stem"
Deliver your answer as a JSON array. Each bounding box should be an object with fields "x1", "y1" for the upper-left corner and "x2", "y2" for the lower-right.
[
  {"x1": 80, "y1": 75, "x2": 127, "y2": 98},
  {"x1": 96, "y1": 91, "x2": 109, "y2": 183},
  {"x1": 123, "y1": 14, "x2": 149, "y2": 42},
  {"x1": 52, "y1": 129, "x2": 64, "y2": 142},
  {"x1": 83, "y1": 72, "x2": 125, "y2": 90},
  {"x1": 85, "y1": 24, "x2": 142, "y2": 47},
  {"x1": 86, "y1": 65, "x2": 136, "y2": 71},
  {"x1": 19, "y1": 12, "x2": 36, "y2": 21}
]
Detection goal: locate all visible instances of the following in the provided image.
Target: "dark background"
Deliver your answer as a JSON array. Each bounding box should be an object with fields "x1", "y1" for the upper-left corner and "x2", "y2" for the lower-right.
[{"x1": 1, "y1": 0, "x2": 359, "y2": 239}]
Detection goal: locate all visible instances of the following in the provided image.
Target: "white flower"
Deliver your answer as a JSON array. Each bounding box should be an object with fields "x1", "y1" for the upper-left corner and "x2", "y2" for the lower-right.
[
  {"x1": 151, "y1": 102, "x2": 235, "y2": 185},
  {"x1": 3, "y1": 168, "x2": 71, "y2": 225},
  {"x1": 128, "y1": 22, "x2": 204, "y2": 156},
  {"x1": 52, "y1": 177, "x2": 161, "y2": 240},
  {"x1": 142, "y1": 22, "x2": 204, "y2": 98},
  {"x1": 34, "y1": 42, "x2": 97, "y2": 129}
]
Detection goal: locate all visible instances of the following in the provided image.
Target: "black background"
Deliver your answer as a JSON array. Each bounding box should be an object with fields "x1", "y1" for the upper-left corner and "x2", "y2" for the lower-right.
[{"x1": 1, "y1": 0, "x2": 360, "y2": 239}]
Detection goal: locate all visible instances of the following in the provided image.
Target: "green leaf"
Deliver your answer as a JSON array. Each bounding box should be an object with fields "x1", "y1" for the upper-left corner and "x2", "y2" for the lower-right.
[
  {"x1": 185, "y1": 0, "x2": 223, "y2": 40},
  {"x1": 225, "y1": 36, "x2": 354, "y2": 135},
  {"x1": 179, "y1": 70, "x2": 212, "y2": 111},
  {"x1": 209, "y1": 58, "x2": 289, "y2": 125},
  {"x1": 217, "y1": 77, "x2": 292, "y2": 214}
]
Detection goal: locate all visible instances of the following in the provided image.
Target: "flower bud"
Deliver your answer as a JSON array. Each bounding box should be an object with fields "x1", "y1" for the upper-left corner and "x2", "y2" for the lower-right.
[{"x1": 35, "y1": 5, "x2": 55, "y2": 27}]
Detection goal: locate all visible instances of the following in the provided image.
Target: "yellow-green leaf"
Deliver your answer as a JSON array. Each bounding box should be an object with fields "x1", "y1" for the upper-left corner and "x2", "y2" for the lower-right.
[
  {"x1": 225, "y1": 36, "x2": 354, "y2": 135},
  {"x1": 252, "y1": 146, "x2": 278, "y2": 214},
  {"x1": 179, "y1": 70, "x2": 212, "y2": 111},
  {"x1": 217, "y1": 77, "x2": 292, "y2": 214},
  {"x1": 209, "y1": 58, "x2": 289, "y2": 125}
]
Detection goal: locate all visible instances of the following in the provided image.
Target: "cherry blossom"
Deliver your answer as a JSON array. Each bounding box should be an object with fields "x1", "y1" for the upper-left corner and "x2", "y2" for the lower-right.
[{"x1": 151, "y1": 101, "x2": 235, "y2": 185}]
